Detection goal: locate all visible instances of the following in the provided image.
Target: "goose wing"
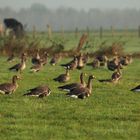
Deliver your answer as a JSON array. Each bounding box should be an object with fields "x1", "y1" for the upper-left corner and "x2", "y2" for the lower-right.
[
  {"x1": 67, "y1": 86, "x2": 89, "y2": 97},
  {"x1": 131, "y1": 85, "x2": 140, "y2": 92},
  {"x1": 0, "y1": 83, "x2": 15, "y2": 93},
  {"x1": 58, "y1": 83, "x2": 82, "y2": 91},
  {"x1": 98, "y1": 79, "x2": 111, "y2": 82},
  {"x1": 53, "y1": 74, "x2": 66, "y2": 82},
  {"x1": 9, "y1": 63, "x2": 21, "y2": 71},
  {"x1": 24, "y1": 85, "x2": 51, "y2": 96}
]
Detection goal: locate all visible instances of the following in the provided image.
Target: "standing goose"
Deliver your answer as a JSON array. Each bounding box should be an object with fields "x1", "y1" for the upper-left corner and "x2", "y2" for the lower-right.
[
  {"x1": 66, "y1": 75, "x2": 95, "y2": 99},
  {"x1": 30, "y1": 62, "x2": 43, "y2": 72},
  {"x1": 130, "y1": 85, "x2": 140, "y2": 92},
  {"x1": 96, "y1": 55, "x2": 108, "y2": 67},
  {"x1": 61, "y1": 56, "x2": 78, "y2": 70},
  {"x1": 7, "y1": 53, "x2": 15, "y2": 62},
  {"x1": 23, "y1": 85, "x2": 51, "y2": 98},
  {"x1": 120, "y1": 55, "x2": 133, "y2": 66},
  {"x1": 107, "y1": 57, "x2": 121, "y2": 71},
  {"x1": 50, "y1": 54, "x2": 61, "y2": 66},
  {"x1": 99, "y1": 64, "x2": 122, "y2": 83},
  {"x1": 9, "y1": 53, "x2": 26, "y2": 73},
  {"x1": 87, "y1": 58, "x2": 100, "y2": 68},
  {"x1": 30, "y1": 61, "x2": 43, "y2": 72},
  {"x1": 111, "y1": 64, "x2": 122, "y2": 83},
  {"x1": 31, "y1": 49, "x2": 40, "y2": 65},
  {"x1": 0, "y1": 75, "x2": 20, "y2": 94},
  {"x1": 39, "y1": 51, "x2": 49, "y2": 66},
  {"x1": 58, "y1": 72, "x2": 86, "y2": 91},
  {"x1": 53, "y1": 66, "x2": 70, "y2": 83},
  {"x1": 92, "y1": 59, "x2": 100, "y2": 68},
  {"x1": 77, "y1": 53, "x2": 85, "y2": 69}
]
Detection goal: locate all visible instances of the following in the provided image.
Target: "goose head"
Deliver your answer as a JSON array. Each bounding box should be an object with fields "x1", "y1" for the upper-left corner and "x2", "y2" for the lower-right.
[
  {"x1": 89, "y1": 75, "x2": 96, "y2": 80},
  {"x1": 12, "y1": 75, "x2": 21, "y2": 84}
]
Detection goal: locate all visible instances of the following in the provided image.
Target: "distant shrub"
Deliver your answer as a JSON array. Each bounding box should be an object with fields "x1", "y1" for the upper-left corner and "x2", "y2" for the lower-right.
[{"x1": 94, "y1": 42, "x2": 124, "y2": 57}]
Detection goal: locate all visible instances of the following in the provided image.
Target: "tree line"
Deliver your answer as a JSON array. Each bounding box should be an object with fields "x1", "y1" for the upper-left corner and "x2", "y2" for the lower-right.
[{"x1": 0, "y1": 3, "x2": 140, "y2": 31}]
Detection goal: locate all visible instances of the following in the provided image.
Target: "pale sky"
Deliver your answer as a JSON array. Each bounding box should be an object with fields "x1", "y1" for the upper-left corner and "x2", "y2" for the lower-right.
[{"x1": 0, "y1": 0, "x2": 140, "y2": 11}]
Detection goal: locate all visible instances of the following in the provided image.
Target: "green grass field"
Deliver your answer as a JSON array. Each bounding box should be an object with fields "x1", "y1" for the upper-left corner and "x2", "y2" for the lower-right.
[{"x1": 0, "y1": 32, "x2": 140, "y2": 140}]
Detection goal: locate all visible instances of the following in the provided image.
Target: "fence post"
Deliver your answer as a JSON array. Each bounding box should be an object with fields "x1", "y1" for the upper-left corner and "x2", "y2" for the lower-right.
[
  {"x1": 75, "y1": 27, "x2": 78, "y2": 38},
  {"x1": 47, "y1": 24, "x2": 52, "y2": 40},
  {"x1": 138, "y1": 26, "x2": 140, "y2": 38},
  {"x1": 32, "y1": 25, "x2": 36, "y2": 39},
  {"x1": 111, "y1": 26, "x2": 114, "y2": 37},
  {"x1": 86, "y1": 26, "x2": 89, "y2": 36},
  {"x1": 61, "y1": 25, "x2": 64, "y2": 38},
  {"x1": 100, "y1": 26, "x2": 103, "y2": 39}
]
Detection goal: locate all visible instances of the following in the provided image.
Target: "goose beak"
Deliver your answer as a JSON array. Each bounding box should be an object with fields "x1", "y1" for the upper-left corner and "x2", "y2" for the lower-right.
[
  {"x1": 17, "y1": 76, "x2": 21, "y2": 80},
  {"x1": 93, "y1": 76, "x2": 96, "y2": 79}
]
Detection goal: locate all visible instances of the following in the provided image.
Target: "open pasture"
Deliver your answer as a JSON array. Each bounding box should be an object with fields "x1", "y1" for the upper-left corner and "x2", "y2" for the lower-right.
[{"x1": 0, "y1": 31, "x2": 140, "y2": 140}]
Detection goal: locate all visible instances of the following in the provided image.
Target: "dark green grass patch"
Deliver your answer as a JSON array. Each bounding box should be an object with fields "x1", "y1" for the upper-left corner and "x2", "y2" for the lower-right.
[{"x1": 0, "y1": 56, "x2": 140, "y2": 140}]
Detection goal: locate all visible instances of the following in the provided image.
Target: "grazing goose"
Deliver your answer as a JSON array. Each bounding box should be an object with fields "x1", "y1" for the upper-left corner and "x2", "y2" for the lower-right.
[
  {"x1": 9, "y1": 53, "x2": 26, "y2": 73},
  {"x1": 0, "y1": 75, "x2": 20, "y2": 94},
  {"x1": 130, "y1": 85, "x2": 140, "y2": 92},
  {"x1": 31, "y1": 49, "x2": 40, "y2": 65},
  {"x1": 58, "y1": 72, "x2": 86, "y2": 91},
  {"x1": 66, "y1": 75, "x2": 95, "y2": 99},
  {"x1": 24, "y1": 85, "x2": 51, "y2": 97},
  {"x1": 53, "y1": 67, "x2": 70, "y2": 83}
]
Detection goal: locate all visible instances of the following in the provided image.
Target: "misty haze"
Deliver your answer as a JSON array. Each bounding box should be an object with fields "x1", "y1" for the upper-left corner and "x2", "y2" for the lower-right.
[{"x1": 0, "y1": 3, "x2": 140, "y2": 31}]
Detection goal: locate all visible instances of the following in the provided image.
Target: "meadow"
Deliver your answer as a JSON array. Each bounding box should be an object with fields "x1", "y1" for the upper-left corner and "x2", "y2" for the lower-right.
[{"x1": 0, "y1": 31, "x2": 140, "y2": 140}]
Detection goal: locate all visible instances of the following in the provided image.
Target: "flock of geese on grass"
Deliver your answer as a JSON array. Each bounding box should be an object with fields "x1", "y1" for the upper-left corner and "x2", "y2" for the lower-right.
[{"x1": 0, "y1": 50, "x2": 139, "y2": 99}]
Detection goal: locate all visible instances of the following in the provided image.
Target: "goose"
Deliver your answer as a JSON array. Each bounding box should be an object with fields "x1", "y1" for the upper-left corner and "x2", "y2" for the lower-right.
[
  {"x1": 107, "y1": 57, "x2": 122, "y2": 71},
  {"x1": 99, "y1": 55, "x2": 108, "y2": 67},
  {"x1": 23, "y1": 85, "x2": 51, "y2": 97},
  {"x1": 127, "y1": 54, "x2": 133, "y2": 64},
  {"x1": 31, "y1": 49, "x2": 40, "y2": 65},
  {"x1": 53, "y1": 66, "x2": 70, "y2": 83},
  {"x1": 9, "y1": 53, "x2": 26, "y2": 73},
  {"x1": 87, "y1": 58, "x2": 100, "y2": 68},
  {"x1": 7, "y1": 53, "x2": 15, "y2": 62},
  {"x1": 111, "y1": 64, "x2": 122, "y2": 83},
  {"x1": 99, "y1": 64, "x2": 122, "y2": 83},
  {"x1": 120, "y1": 55, "x2": 133, "y2": 66},
  {"x1": 50, "y1": 56, "x2": 58, "y2": 66},
  {"x1": 69, "y1": 57, "x2": 78, "y2": 70},
  {"x1": 61, "y1": 56, "x2": 78, "y2": 70},
  {"x1": 40, "y1": 51, "x2": 49, "y2": 66},
  {"x1": 0, "y1": 75, "x2": 20, "y2": 94},
  {"x1": 58, "y1": 72, "x2": 86, "y2": 91},
  {"x1": 130, "y1": 85, "x2": 140, "y2": 92},
  {"x1": 30, "y1": 61, "x2": 43, "y2": 72},
  {"x1": 82, "y1": 53, "x2": 89, "y2": 64},
  {"x1": 66, "y1": 75, "x2": 95, "y2": 99},
  {"x1": 92, "y1": 58, "x2": 100, "y2": 68},
  {"x1": 50, "y1": 54, "x2": 61, "y2": 66},
  {"x1": 77, "y1": 53, "x2": 85, "y2": 69}
]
